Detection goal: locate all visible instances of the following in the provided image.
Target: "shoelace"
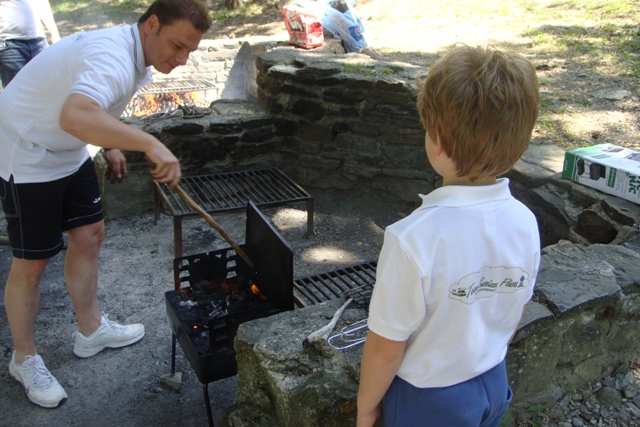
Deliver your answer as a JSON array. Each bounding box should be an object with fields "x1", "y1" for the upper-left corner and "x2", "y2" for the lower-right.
[
  {"x1": 23, "y1": 356, "x2": 54, "y2": 389},
  {"x1": 71, "y1": 315, "x2": 130, "y2": 341},
  {"x1": 102, "y1": 315, "x2": 128, "y2": 335}
]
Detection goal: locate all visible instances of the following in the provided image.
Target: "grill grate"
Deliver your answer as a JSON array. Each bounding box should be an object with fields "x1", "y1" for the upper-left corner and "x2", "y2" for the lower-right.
[
  {"x1": 137, "y1": 79, "x2": 217, "y2": 95},
  {"x1": 156, "y1": 168, "x2": 312, "y2": 218},
  {"x1": 293, "y1": 261, "x2": 377, "y2": 308}
]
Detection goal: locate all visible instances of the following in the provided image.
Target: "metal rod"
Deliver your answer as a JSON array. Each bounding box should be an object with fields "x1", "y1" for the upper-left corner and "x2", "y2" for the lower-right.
[
  {"x1": 203, "y1": 383, "x2": 215, "y2": 427},
  {"x1": 173, "y1": 184, "x2": 255, "y2": 270},
  {"x1": 231, "y1": 171, "x2": 262, "y2": 205},
  {"x1": 171, "y1": 333, "x2": 177, "y2": 375}
]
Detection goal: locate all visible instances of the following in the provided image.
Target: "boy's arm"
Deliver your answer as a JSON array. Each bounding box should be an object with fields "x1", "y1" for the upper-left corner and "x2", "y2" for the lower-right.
[{"x1": 357, "y1": 331, "x2": 407, "y2": 427}]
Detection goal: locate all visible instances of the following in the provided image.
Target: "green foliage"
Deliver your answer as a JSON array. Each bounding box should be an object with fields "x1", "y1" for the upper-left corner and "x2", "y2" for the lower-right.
[{"x1": 210, "y1": 2, "x2": 266, "y2": 23}]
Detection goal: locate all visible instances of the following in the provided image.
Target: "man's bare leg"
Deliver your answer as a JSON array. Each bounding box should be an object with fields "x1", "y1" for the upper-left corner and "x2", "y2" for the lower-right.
[
  {"x1": 4, "y1": 258, "x2": 49, "y2": 363},
  {"x1": 64, "y1": 220, "x2": 104, "y2": 336}
]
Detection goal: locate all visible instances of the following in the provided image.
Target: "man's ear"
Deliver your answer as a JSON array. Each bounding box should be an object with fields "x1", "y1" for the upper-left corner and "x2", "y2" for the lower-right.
[{"x1": 141, "y1": 14, "x2": 160, "y2": 36}]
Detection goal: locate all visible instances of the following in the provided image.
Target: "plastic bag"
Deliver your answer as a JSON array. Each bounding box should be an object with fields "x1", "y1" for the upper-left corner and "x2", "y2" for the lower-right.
[{"x1": 321, "y1": 0, "x2": 367, "y2": 52}]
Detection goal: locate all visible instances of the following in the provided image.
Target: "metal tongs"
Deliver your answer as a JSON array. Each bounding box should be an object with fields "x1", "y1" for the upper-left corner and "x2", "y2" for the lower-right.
[{"x1": 327, "y1": 318, "x2": 369, "y2": 350}]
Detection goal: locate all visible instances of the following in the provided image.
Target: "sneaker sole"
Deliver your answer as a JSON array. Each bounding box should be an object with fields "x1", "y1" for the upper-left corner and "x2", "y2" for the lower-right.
[
  {"x1": 9, "y1": 367, "x2": 67, "y2": 409},
  {"x1": 73, "y1": 330, "x2": 145, "y2": 358}
]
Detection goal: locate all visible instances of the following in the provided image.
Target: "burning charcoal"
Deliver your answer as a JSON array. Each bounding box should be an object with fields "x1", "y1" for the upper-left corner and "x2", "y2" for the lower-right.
[{"x1": 249, "y1": 282, "x2": 267, "y2": 301}]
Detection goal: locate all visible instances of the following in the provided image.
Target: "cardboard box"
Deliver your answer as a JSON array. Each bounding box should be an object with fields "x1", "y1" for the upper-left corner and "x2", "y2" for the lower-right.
[{"x1": 562, "y1": 143, "x2": 640, "y2": 205}]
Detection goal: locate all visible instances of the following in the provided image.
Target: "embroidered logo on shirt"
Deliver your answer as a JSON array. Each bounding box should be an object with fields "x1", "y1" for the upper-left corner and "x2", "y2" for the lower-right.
[
  {"x1": 449, "y1": 266, "x2": 529, "y2": 304},
  {"x1": 93, "y1": 197, "x2": 101, "y2": 204}
]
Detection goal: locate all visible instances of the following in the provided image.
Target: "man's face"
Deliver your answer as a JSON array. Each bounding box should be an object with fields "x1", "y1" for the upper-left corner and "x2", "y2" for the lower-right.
[{"x1": 141, "y1": 16, "x2": 203, "y2": 74}]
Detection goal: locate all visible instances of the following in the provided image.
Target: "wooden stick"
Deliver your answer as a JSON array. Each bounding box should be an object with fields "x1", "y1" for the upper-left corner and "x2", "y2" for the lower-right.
[{"x1": 173, "y1": 184, "x2": 255, "y2": 270}]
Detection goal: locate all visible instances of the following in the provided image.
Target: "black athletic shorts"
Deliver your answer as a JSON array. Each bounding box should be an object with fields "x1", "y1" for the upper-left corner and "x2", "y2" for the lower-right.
[{"x1": 0, "y1": 159, "x2": 104, "y2": 260}]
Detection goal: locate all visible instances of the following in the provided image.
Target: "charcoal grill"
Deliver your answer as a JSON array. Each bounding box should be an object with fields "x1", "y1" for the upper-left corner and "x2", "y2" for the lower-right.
[
  {"x1": 154, "y1": 168, "x2": 314, "y2": 258},
  {"x1": 166, "y1": 201, "x2": 293, "y2": 426},
  {"x1": 166, "y1": 204, "x2": 376, "y2": 426},
  {"x1": 123, "y1": 79, "x2": 218, "y2": 117},
  {"x1": 137, "y1": 79, "x2": 217, "y2": 94}
]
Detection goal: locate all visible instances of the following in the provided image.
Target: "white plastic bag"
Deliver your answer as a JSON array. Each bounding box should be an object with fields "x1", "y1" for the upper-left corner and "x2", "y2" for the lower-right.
[{"x1": 320, "y1": 0, "x2": 368, "y2": 52}]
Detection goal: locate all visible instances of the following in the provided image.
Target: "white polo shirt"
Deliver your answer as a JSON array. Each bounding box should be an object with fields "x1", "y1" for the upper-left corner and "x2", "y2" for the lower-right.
[
  {"x1": 0, "y1": 24, "x2": 152, "y2": 183},
  {"x1": 368, "y1": 178, "x2": 540, "y2": 388}
]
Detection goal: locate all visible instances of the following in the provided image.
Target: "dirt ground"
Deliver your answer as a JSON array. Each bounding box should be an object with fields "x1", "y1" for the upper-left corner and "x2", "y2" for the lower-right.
[{"x1": 0, "y1": 188, "x2": 412, "y2": 427}]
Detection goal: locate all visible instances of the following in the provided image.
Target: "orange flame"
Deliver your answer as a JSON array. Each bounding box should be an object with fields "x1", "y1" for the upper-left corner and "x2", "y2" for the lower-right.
[
  {"x1": 249, "y1": 282, "x2": 267, "y2": 301},
  {"x1": 124, "y1": 91, "x2": 206, "y2": 118}
]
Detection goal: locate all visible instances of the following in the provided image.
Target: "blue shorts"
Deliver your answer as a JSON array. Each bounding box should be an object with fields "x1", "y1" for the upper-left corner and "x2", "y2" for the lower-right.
[
  {"x1": 0, "y1": 37, "x2": 47, "y2": 87},
  {"x1": 383, "y1": 359, "x2": 512, "y2": 427}
]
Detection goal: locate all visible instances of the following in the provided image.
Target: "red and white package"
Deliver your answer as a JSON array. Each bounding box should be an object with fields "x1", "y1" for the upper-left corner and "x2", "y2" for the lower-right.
[{"x1": 282, "y1": 3, "x2": 324, "y2": 49}]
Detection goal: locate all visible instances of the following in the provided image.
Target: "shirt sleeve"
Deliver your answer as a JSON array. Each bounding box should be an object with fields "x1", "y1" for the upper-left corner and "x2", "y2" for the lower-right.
[
  {"x1": 70, "y1": 41, "x2": 132, "y2": 110},
  {"x1": 367, "y1": 229, "x2": 427, "y2": 341}
]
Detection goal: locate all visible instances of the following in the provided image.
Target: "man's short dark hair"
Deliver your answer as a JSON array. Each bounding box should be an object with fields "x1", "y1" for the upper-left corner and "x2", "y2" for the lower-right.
[{"x1": 139, "y1": 0, "x2": 211, "y2": 33}]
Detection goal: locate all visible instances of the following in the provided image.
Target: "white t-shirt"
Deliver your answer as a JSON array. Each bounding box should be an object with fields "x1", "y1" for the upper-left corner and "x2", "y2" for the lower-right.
[
  {"x1": 367, "y1": 178, "x2": 540, "y2": 388},
  {"x1": 0, "y1": 0, "x2": 45, "y2": 40},
  {"x1": 0, "y1": 24, "x2": 152, "y2": 183}
]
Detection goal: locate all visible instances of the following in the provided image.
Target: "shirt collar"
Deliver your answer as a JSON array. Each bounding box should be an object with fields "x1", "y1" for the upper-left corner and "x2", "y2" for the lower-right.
[
  {"x1": 418, "y1": 178, "x2": 512, "y2": 209},
  {"x1": 130, "y1": 24, "x2": 147, "y2": 76}
]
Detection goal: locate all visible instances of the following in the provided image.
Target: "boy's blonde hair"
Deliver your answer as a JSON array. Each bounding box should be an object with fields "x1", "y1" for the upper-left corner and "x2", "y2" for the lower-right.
[{"x1": 417, "y1": 46, "x2": 539, "y2": 180}]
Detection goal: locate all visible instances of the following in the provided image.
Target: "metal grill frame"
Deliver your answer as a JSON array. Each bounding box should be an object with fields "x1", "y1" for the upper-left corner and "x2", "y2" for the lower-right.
[
  {"x1": 136, "y1": 79, "x2": 217, "y2": 95},
  {"x1": 153, "y1": 168, "x2": 314, "y2": 258},
  {"x1": 293, "y1": 261, "x2": 377, "y2": 308}
]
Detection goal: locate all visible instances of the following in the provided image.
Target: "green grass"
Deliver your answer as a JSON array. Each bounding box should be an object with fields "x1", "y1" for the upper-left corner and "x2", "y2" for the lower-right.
[
  {"x1": 51, "y1": 0, "x2": 151, "y2": 14},
  {"x1": 519, "y1": 0, "x2": 640, "y2": 79},
  {"x1": 210, "y1": 2, "x2": 266, "y2": 24}
]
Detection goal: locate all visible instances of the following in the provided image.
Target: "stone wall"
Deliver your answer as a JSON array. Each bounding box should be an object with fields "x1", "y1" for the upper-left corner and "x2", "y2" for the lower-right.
[
  {"x1": 223, "y1": 237, "x2": 640, "y2": 427},
  {"x1": 256, "y1": 48, "x2": 438, "y2": 202},
  {"x1": 99, "y1": 99, "x2": 283, "y2": 218}
]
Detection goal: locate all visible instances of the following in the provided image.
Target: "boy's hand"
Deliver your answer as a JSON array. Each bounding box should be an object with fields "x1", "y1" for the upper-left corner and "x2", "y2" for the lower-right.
[{"x1": 356, "y1": 405, "x2": 381, "y2": 427}]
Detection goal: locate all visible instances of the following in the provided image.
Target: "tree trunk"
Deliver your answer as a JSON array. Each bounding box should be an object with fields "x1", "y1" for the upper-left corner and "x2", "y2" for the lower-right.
[{"x1": 225, "y1": 0, "x2": 243, "y2": 9}]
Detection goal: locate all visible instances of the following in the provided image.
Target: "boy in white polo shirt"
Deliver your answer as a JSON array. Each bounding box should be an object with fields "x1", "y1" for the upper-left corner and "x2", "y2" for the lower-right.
[{"x1": 357, "y1": 46, "x2": 541, "y2": 427}]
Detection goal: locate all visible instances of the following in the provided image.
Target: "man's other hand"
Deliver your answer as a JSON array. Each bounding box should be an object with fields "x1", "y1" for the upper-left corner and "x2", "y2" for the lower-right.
[{"x1": 104, "y1": 149, "x2": 127, "y2": 183}]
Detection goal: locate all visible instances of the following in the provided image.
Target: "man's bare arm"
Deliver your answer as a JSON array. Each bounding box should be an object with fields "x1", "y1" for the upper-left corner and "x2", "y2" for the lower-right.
[{"x1": 60, "y1": 94, "x2": 181, "y2": 186}]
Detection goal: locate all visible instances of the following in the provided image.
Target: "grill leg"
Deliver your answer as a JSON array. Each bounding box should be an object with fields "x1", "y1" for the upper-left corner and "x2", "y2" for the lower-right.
[
  {"x1": 170, "y1": 333, "x2": 177, "y2": 375},
  {"x1": 203, "y1": 383, "x2": 214, "y2": 427},
  {"x1": 173, "y1": 216, "x2": 183, "y2": 258},
  {"x1": 305, "y1": 199, "x2": 315, "y2": 237}
]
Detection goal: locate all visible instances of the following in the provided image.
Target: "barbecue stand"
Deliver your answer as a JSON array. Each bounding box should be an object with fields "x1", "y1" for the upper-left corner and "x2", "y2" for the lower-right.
[
  {"x1": 166, "y1": 205, "x2": 377, "y2": 426},
  {"x1": 165, "y1": 201, "x2": 294, "y2": 426},
  {"x1": 153, "y1": 168, "x2": 314, "y2": 258}
]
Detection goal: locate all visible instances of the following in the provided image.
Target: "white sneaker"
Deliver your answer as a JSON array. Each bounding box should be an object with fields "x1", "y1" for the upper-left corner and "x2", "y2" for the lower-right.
[
  {"x1": 73, "y1": 315, "x2": 145, "y2": 358},
  {"x1": 9, "y1": 352, "x2": 68, "y2": 408}
]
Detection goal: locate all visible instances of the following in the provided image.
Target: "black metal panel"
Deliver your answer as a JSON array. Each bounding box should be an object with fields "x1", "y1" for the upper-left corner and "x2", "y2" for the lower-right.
[{"x1": 245, "y1": 201, "x2": 294, "y2": 311}]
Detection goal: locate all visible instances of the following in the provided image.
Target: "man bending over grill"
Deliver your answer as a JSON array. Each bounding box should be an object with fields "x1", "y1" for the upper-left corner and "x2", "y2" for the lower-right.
[{"x1": 0, "y1": 0, "x2": 210, "y2": 408}]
